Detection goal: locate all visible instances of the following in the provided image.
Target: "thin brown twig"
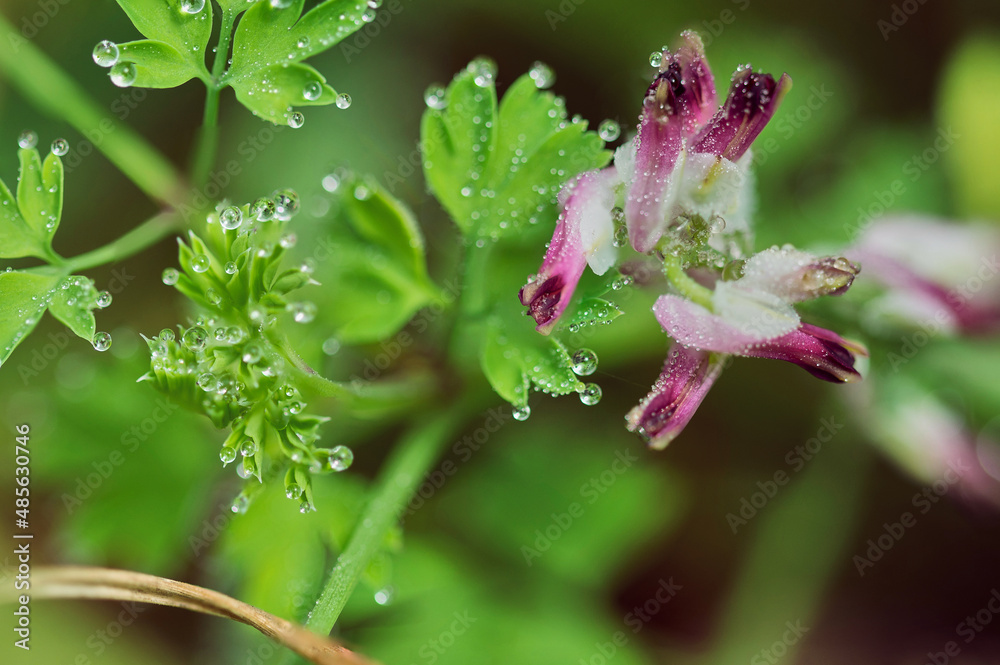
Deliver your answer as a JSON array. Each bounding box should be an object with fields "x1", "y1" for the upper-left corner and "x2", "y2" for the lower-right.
[{"x1": 23, "y1": 566, "x2": 378, "y2": 665}]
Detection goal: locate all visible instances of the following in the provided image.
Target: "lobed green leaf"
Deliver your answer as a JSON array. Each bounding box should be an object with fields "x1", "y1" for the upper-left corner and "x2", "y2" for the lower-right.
[
  {"x1": 118, "y1": 40, "x2": 204, "y2": 88},
  {"x1": 0, "y1": 272, "x2": 59, "y2": 365}
]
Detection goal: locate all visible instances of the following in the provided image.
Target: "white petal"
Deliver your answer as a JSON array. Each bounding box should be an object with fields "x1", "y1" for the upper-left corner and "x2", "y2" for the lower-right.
[{"x1": 712, "y1": 281, "x2": 800, "y2": 341}]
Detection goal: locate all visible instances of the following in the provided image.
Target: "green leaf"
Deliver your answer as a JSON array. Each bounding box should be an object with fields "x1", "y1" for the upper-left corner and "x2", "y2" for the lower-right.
[
  {"x1": 422, "y1": 66, "x2": 611, "y2": 239},
  {"x1": 118, "y1": 40, "x2": 204, "y2": 88},
  {"x1": 48, "y1": 276, "x2": 100, "y2": 342},
  {"x1": 0, "y1": 271, "x2": 59, "y2": 365},
  {"x1": 0, "y1": 178, "x2": 45, "y2": 259},
  {"x1": 315, "y1": 177, "x2": 440, "y2": 344},
  {"x1": 559, "y1": 297, "x2": 623, "y2": 332},
  {"x1": 114, "y1": 0, "x2": 212, "y2": 80},
  {"x1": 228, "y1": 62, "x2": 337, "y2": 125},
  {"x1": 223, "y1": 0, "x2": 368, "y2": 125},
  {"x1": 215, "y1": 0, "x2": 255, "y2": 15},
  {"x1": 481, "y1": 309, "x2": 584, "y2": 408},
  {"x1": 17, "y1": 148, "x2": 62, "y2": 241}
]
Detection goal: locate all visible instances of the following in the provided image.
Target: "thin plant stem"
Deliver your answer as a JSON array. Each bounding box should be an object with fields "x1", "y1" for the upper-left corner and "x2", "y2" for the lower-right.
[
  {"x1": 663, "y1": 253, "x2": 714, "y2": 310},
  {"x1": 0, "y1": 14, "x2": 185, "y2": 206},
  {"x1": 295, "y1": 397, "x2": 481, "y2": 647},
  {"x1": 60, "y1": 211, "x2": 182, "y2": 273},
  {"x1": 192, "y1": 9, "x2": 237, "y2": 187}
]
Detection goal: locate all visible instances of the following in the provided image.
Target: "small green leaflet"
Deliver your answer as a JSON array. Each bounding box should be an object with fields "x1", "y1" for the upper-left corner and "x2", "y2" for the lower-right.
[
  {"x1": 111, "y1": 0, "x2": 213, "y2": 87},
  {"x1": 422, "y1": 61, "x2": 611, "y2": 240},
  {"x1": 1, "y1": 148, "x2": 63, "y2": 261}
]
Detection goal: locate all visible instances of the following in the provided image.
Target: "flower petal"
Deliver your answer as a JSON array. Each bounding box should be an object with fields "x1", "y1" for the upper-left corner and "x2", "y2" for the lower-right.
[
  {"x1": 669, "y1": 30, "x2": 718, "y2": 136},
  {"x1": 691, "y1": 68, "x2": 791, "y2": 161},
  {"x1": 743, "y1": 323, "x2": 867, "y2": 383},
  {"x1": 626, "y1": 343, "x2": 725, "y2": 449},
  {"x1": 739, "y1": 246, "x2": 860, "y2": 303},
  {"x1": 653, "y1": 288, "x2": 800, "y2": 354},
  {"x1": 519, "y1": 168, "x2": 617, "y2": 333}
]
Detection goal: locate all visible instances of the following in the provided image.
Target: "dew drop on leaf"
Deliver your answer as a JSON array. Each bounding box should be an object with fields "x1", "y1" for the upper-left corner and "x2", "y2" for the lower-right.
[
  {"x1": 161, "y1": 268, "x2": 179, "y2": 285},
  {"x1": 335, "y1": 93, "x2": 352, "y2": 109},
  {"x1": 17, "y1": 131, "x2": 37, "y2": 149},
  {"x1": 109, "y1": 62, "x2": 137, "y2": 88},
  {"x1": 288, "y1": 111, "x2": 305, "y2": 128},
  {"x1": 92, "y1": 40, "x2": 119, "y2": 68},
  {"x1": 50, "y1": 138, "x2": 69, "y2": 156},
  {"x1": 92, "y1": 331, "x2": 112, "y2": 352}
]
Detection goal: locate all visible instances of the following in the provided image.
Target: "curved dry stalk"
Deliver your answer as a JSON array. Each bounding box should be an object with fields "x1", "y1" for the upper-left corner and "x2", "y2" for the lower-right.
[{"x1": 24, "y1": 566, "x2": 377, "y2": 665}]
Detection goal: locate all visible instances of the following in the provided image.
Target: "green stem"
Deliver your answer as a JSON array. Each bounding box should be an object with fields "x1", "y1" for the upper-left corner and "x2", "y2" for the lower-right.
[
  {"x1": 0, "y1": 14, "x2": 184, "y2": 206},
  {"x1": 663, "y1": 253, "x2": 714, "y2": 310},
  {"x1": 191, "y1": 9, "x2": 236, "y2": 187},
  {"x1": 301, "y1": 399, "x2": 475, "y2": 637}
]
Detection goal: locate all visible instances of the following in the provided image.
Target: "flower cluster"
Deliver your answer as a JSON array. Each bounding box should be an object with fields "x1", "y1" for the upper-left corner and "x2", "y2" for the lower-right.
[
  {"x1": 520, "y1": 32, "x2": 867, "y2": 448},
  {"x1": 142, "y1": 193, "x2": 352, "y2": 513}
]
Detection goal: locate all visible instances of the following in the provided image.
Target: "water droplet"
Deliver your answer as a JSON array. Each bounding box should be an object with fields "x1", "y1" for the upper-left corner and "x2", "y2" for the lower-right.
[
  {"x1": 179, "y1": 0, "x2": 205, "y2": 14},
  {"x1": 50, "y1": 138, "x2": 69, "y2": 156},
  {"x1": 279, "y1": 232, "x2": 297, "y2": 249},
  {"x1": 161, "y1": 267, "x2": 179, "y2": 285},
  {"x1": 353, "y1": 183, "x2": 371, "y2": 200},
  {"x1": 571, "y1": 348, "x2": 598, "y2": 376},
  {"x1": 273, "y1": 189, "x2": 299, "y2": 219},
  {"x1": 285, "y1": 483, "x2": 302, "y2": 500},
  {"x1": 288, "y1": 111, "x2": 305, "y2": 128},
  {"x1": 220, "y1": 205, "x2": 243, "y2": 230},
  {"x1": 469, "y1": 56, "x2": 497, "y2": 88},
  {"x1": 303, "y1": 81, "x2": 322, "y2": 101},
  {"x1": 321, "y1": 173, "x2": 341, "y2": 192},
  {"x1": 649, "y1": 51, "x2": 664, "y2": 68},
  {"x1": 361, "y1": 7, "x2": 377, "y2": 21},
  {"x1": 423, "y1": 84, "x2": 447, "y2": 110},
  {"x1": 92, "y1": 331, "x2": 112, "y2": 352},
  {"x1": 109, "y1": 61, "x2": 137, "y2": 87},
  {"x1": 182, "y1": 326, "x2": 208, "y2": 351},
  {"x1": 240, "y1": 439, "x2": 258, "y2": 457},
  {"x1": 328, "y1": 445, "x2": 353, "y2": 472},
  {"x1": 528, "y1": 61, "x2": 554, "y2": 89},
  {"x1": 299, "y1": 500, "x2": 314, "y2": 513},
  {"x1": 220, "y1": 447, "x2": 237, "y2": 464},
  {"x1": 197, "y1": 371, "x2": 218, "y2": 391},
  {"x1": 297, "y1": 36, "x2": 310, "y2": 48},
  {"x1": 367, "y1": 0, "x2": 383, "y2": 7},
  {"x1": 96, "y1": 291, "x2": 112, "y2": 308},
  {"x1": 92, "y1": 40, "x2": 119, "y2": 67},
  {"x1": 252, "y1": 196, "x2": 276, "y2": 221},
  {"x1": 598, "y1": 119, "x2": 620, "y2": 142},
  {"x1": 191, "y1": 254, "x2": 210, "y2": 273},
  {"x1": 579, "y1": 383, "x2": 602, "y2": 405},
  {"x1": 512, "y1": 405, "x2": 531, "y2": 421},
  {"x1": 159, "y1": 328, "x2": 175, "y2": 342},
  {"x1": 286, "y1": 301, "x2": 316, "y2": 324},
  {"x1": 322, "y1": 337, "x2": 341, "y2": 355},
  {"x1": 231, "y1": 494, "x2": 250, "y2": 513},
  {"x1": 17, "y1": 131, "x2": 37, "y2": 149},
  {"x1": 224, "y1": 261, "x2": 238, "y2": 275},
  {"x1": 270, "y1": 0, "x2": 293, "y2": 7},
  {"x1": 335, "y1": 93, "x2": 352, "y2": 109},
  {"x1": 242, "y1": 342, "x2": 262, "y2": 364}
]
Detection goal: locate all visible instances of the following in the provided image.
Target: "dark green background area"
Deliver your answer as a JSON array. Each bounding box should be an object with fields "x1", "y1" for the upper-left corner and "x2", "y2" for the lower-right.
[{"x1": 2, "y1": 0, "x2": 1000, "y2": 663}]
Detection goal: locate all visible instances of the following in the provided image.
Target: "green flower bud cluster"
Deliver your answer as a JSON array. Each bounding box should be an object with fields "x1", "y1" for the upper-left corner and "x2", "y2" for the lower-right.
[{"x1": 142, "y1": 192, "x2": 351, "y2": 514}]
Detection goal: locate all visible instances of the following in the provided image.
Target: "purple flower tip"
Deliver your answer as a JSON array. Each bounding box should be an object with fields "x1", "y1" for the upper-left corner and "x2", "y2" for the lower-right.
[{"x1": 744, "y1": 323, "x2": 867, "y2": 383}]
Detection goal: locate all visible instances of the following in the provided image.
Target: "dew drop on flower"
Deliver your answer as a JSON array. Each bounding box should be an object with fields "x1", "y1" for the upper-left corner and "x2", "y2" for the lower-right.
[
  {"x1": 528, "y1": 61, "x2": 555, "y2": 89},
  {"x1": 224, "y1": 261, "x2": 238, "y2": 275},
  {"x1": 571, "y1": 348, "x2": 598, "y2": 376},
  {"x1": 335, "y1": 93, "x2": 352, "y2": 109},
  {"x1": 17, "y1": 131, "x2": 37, "y2": 149},
  {"x1": 598, "y1": 119, "x2": 620, "y2": 142},
  {"x1": 159, "y1": 328, "x2": 175, "y2": 342},
  {"x1": 179, "y1": 0, "x2": 205, "y2": 14},
  {"x1": 285, "y1": 483, "x2": 302, "y2": 500},
  {"x1": 328, "y1": 445, "x2": 354, "y2": 472},
  {"x1": 93, "y1": 40, "x2": 120, "y2": 67},
  {"x1": 512, "y1": 405, "x2": 531, "y2": 421},
  {"x1": 288, "y1": 111, "x2": 305, "y2": 128},
  {"x1": 579, "y1": 383, "x2": 602, "y2": 406},
  {"x1": 50, "y1": 139, "x2": 69, "y2": 156},
  {"x1": 649, "y1": 51, "x2": 663, "y2": 67},
  {"x1": 424, "y1": 84, "x2": 447, "y2": 110},
  {"x1": 191, "y1": 254, "x2": 210, "y2": 273},
  {"x1": 220, "y1": 447, "x2": 237, "y2": 464},
  {"x1": 110, "y1": 62, "x2": 137, "y2": 87},
  {"x1": 95, "y1": 290, "x2": 112, "y2": 308},
  {"x1": 251, "y1": 196, "x2": 276, "y2": 221},
  {"x1": 161, "y1": 268, "x2": 179, "y2": 285},
  {"x1": 218, "y1": 205, "x2": 242, "y2": 230},
  {"x1": 182, "y1": 326, "x2": 208, "y2": 351},
  {"x1": 240, "y1": 439, "x2": 258, "y2": 457},
  {"x1": 303, "y1": 81, "x2": 322, "y2": 101},
  {"x1": 92, "y1": 331, "x2": 112, "y2": 352}
]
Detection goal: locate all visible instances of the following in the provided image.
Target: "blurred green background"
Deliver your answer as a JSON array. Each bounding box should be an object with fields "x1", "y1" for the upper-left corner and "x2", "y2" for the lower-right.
[{"x1": 2, "y1": 0, "x2": 1000, "y2": 663}]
